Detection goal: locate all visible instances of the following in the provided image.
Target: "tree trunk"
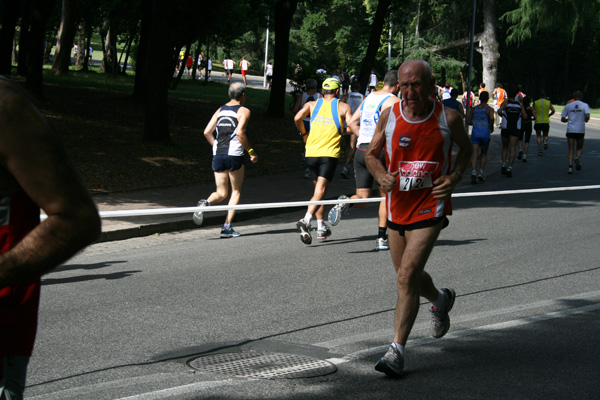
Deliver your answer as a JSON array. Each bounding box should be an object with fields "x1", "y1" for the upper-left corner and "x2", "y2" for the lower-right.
[
  {"x1": 26, "y1": 0, "x2": 57, "y2": 98},
  {"x1": 143, "y1": 0, "x2": 174, "y2": 143},
  {"x1": 102, "y1": 22, "x2": 119, "y2": 74},
  {"x1": 415, "y1": 0, "x2": 421, "y2": 41},
  {"x1": 481, "y1": 0, "x2": 499, "y2": 94},
  {"x1": 0, "y1": 0, "x2": 20, "y2": 75},
  {"x1": 267, "y1": 0, "x2": 299, "y2": 118},
  {"x1": 171, "y1": 42, "x2": 190, "y2": 90},
  {"x1": 357, "y1": 0, "x2": 391, "y2": 96},
  {"x1": 17, "y1": 5, "x2": 31, "y2": 76},
  {"x1": 133, "y1": 0, "x2": 150, "y2": 100},
  {"x1": 76, "y1": 24, "x2": 86, "y2": 66},
  {"x1": 192, "y1": 39, "x2": 201, "y2": 80},
  {"x1": 52, "y1": 0, "x2": 77, "y2": 75},
  {"x1": 82, "y1": 24, "x2": 92, "y2": 71}
]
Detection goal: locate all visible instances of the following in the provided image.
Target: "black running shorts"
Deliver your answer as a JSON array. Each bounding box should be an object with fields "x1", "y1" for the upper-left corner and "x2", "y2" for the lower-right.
[
  {"x1": 387, "y1": 216, "x2": 449, "y2": 237},
  {"x1": 212, "y1": 155, "x2": 244, "y2": 172},
  {"x1": 354, "y1": 143, "x2": 385, "y2": 189},
  {"x1": 534, "y1": 123, "x2": 550, "y2": 135},
  {"x1": 305, "y1": 156, "x2": 338, "y2": 182}
]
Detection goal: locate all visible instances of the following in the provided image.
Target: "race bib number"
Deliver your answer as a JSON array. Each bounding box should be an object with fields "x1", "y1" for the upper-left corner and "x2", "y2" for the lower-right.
[{"x1": 398, "y1": 161, "x2": 439, "y2": 191}]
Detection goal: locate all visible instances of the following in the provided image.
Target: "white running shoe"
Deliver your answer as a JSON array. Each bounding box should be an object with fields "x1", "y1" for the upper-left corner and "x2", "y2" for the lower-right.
[
  {"x1": 328, "y1": 195, "x2": 349, "y2": 226},
  {"x1": 375, "y1": 238, "x2": 389, "y2": 250},
  {"x1": 317, "y1": 226, "x2": 332, "y2": 241},
  {"x1": 430, "y1": 288, "x2": 456, "y2": 338},
  {"x1": 296, "y1": 219, "x2": 312, "y2": 245},
  {"x1": 192, "y1": 199, "x2": 209, "y2": 226}
]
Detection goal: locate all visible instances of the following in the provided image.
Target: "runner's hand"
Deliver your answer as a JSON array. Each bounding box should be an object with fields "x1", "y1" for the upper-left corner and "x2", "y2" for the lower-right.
[{"x1": 379, "y1": 170, "x2": 399, "y2": 192}]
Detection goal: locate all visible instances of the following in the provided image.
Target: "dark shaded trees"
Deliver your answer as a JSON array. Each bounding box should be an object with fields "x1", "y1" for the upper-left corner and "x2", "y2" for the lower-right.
[
  {"x1": 267, "y1": 0, "x2": 299, "y2": 117},
  {"x1": 27, "y1": 0, "x2": 58, "y2": 97},
  {"x1": 0, "y1": 1, "x2": 21, "y2": 75},
  {"x1": 357, "y1": 0, "x2": 391, "y2": 95},
  {"x1": 52, "y1": 0, "x2": 78, "y2": 75}
]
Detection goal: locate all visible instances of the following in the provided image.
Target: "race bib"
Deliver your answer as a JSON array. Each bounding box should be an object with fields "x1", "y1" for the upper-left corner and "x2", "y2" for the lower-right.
[{"x1": 398, "y1": 161, "x2": 439, "y2": 191}]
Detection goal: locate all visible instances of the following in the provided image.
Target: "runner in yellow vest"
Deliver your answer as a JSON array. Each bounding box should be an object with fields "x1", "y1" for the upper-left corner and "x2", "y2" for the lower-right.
[
  {"x1": 533, "y1": 90, "x2": 556, "y2": 155},
  {"x1": 293, "y1": 78, "x2": 353, "y2": 244}
]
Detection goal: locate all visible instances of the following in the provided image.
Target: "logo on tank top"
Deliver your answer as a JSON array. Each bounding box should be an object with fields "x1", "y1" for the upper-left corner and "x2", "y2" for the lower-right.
[{"x1": 398, "y1": 136, "x2": 411, "y2": 148}]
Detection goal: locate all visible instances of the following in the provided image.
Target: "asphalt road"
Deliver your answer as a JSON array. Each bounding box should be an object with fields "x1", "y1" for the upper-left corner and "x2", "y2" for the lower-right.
[{"x1": 26, "y1": 123, "x2": 600, "y2": 399}]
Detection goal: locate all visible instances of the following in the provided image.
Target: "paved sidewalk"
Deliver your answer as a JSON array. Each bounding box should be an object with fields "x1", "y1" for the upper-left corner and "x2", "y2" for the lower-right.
[{"x1": 95, "y1": 168, "x2": 358, "y2": 242}]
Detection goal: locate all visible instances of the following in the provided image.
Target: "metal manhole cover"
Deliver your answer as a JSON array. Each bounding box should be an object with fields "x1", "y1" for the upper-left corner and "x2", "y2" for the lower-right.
[{"x1": 187, "y1": 351, "x2": 337, "y2": 379}]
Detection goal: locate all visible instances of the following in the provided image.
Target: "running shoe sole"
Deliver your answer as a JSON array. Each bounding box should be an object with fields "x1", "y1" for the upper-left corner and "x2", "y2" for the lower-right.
[
  {"x1": 297, "y1": 220, "x2": 312, "y2": 245},
  {"x1": 328, "y1": 195, "x2": 349, "y2": 226}
]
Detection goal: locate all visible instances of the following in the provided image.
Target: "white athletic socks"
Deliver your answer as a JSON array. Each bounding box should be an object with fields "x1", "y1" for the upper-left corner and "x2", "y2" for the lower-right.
[
  {"x1": 304, "y1": 213, "x2": 313, "y2": 225},
  {"x1": 317, "y1": 219, "x2": 325, "y2": 230},
  {"x1": 392, "y1": 342, "x2": 405, "y2": 356}
]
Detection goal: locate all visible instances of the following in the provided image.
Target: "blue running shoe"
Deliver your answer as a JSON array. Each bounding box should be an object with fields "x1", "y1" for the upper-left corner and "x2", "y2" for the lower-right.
[{"x1": 220, "y1": 226, "x2": 241, "y2": 238}]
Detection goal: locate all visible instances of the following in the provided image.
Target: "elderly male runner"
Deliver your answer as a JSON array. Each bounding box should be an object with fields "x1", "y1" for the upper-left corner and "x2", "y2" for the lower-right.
[
  {"x1": 193, "y1": 82, "x2": 258, "y2": 238},
  {"x1": 0, "y1": 78, "x2": 101, "y2": 398},
  {"x1": 328, "y1": 70, "x2": 399, "y2": 251},
  {"x1": 365, "y1": 60, "x2": 472, "y2": 377},
  {"x1": 294, "y1": 78, "x2": 353, "y2": 244}
]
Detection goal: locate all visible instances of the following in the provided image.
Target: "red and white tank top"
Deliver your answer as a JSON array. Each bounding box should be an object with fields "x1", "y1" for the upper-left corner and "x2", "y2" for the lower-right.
[
  {"x1": 0, "y1": 189, "x2": 41, "y2": 357},
  {"x1": 384, "y1": 100, "x2": 453, "y2": 225}
]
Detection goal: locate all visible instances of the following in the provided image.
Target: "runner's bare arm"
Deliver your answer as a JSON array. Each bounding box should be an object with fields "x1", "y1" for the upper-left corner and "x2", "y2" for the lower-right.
[
  {"x1": 340, "y1": 102, "x2": 353, "y2": 135},
  {"x1": 347, "y1": 101, "x2": 364, "y2": 137},
  {"x1": 432, "y1": 108, "x2": 472, "y2": 200},
  {"x1": 236, "y1": 107, "x2": 258, "y2": 163},
  {"x1": 0, "y1": 82, "x2": 100, "y2": 286},
  {"x1": 294, "y1": 101, "x2": 312, "y2": 134},
  {"x1": 203, "y1": 107, "x2": 221, "y2": 146}
]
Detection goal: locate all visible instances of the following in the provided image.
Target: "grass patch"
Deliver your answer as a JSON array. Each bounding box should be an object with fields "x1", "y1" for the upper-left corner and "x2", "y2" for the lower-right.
[{"x1": 41, "y1": 68, "x2": 275, "y2": 112}]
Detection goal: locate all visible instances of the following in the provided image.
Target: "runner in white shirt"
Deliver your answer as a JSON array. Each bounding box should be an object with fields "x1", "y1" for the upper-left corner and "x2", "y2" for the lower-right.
[
  {"x1": 239, "y1": 56, "x2": 251, "y2": 85},
  {"x1": 560, "y1": 90, "x2": 591, "y2": 174},
  {"x1": 329, "y1": 70, "x2": 400, "y2": 251}
]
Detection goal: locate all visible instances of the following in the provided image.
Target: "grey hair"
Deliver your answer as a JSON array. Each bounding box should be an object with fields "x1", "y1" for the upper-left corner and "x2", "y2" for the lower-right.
[{"x1": 229, "y1": 82, "x2": 246, "y2": 100}]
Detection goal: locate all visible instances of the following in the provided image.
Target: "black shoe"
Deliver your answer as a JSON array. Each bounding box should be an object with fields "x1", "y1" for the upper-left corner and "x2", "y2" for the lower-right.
[
  {"x1": 506, "y1": 168, "x2": 512, "y2": 177},
  {"x1": 575, "y1": 157, "x2": 581, "y2": 171},
  {"x1": 501, "y1": 165, "x2": 507, "y2": 175},
  {"x1": 471, "y1": 174, "x2": 477, "y2": 184},
  {"x1": 517, "y1": 151, "x2": 523, "y2": 160}
]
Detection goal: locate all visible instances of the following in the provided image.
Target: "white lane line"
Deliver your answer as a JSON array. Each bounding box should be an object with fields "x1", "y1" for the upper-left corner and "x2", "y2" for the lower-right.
[{"x1": 116, "y1": 380, "x2": 241, "y2": 400}]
